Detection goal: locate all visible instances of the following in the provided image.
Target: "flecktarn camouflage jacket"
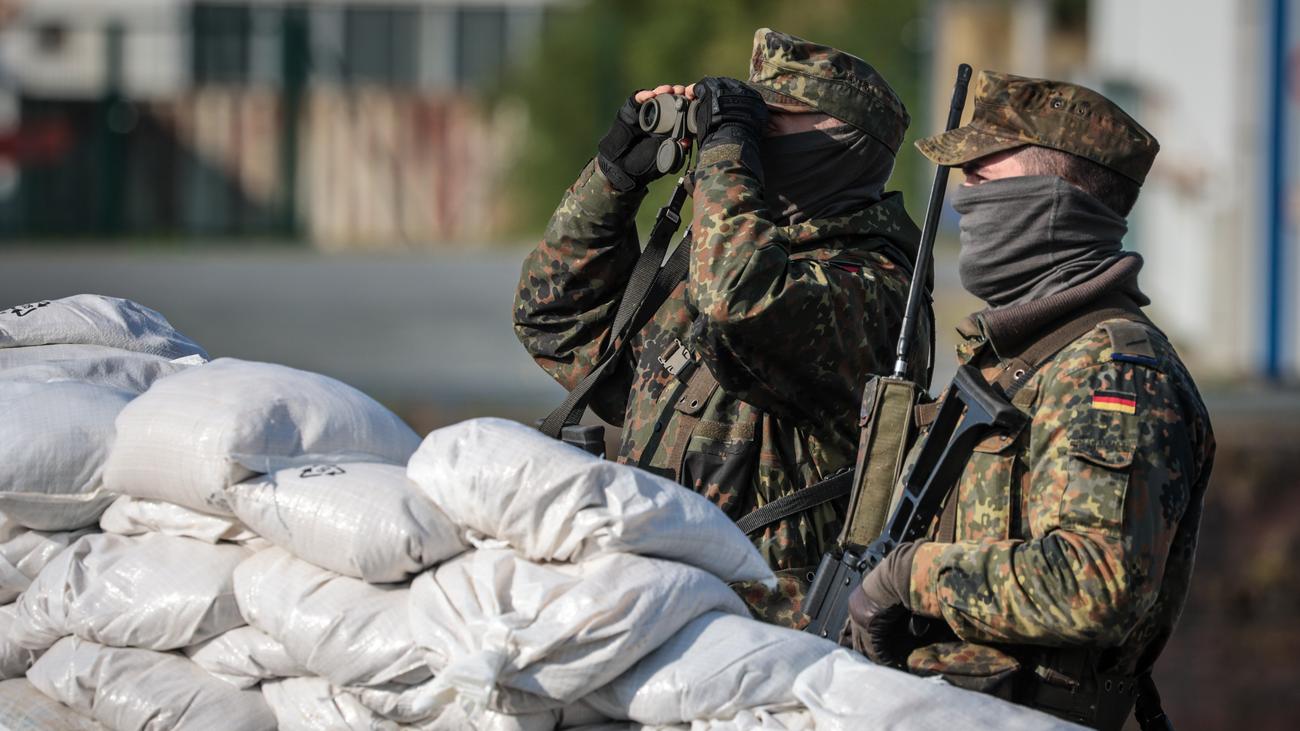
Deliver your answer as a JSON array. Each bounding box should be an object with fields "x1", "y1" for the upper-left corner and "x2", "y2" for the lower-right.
[
  {"x1": 904, "y1": 310, "x2": 1215, "y2": 693},
  {"x1": 514, "y1": 145, "x2": 926, "y2": 625}
]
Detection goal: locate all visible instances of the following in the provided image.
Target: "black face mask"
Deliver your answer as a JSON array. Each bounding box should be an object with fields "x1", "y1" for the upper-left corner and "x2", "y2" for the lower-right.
[{"x1": 758, "y1": 124, "x2": 894, "y2": 226}]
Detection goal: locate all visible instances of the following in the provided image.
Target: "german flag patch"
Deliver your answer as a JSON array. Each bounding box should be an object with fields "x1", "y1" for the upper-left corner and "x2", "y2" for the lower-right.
[{"x1": 1092, "y1": 390, "x2": 1137, "y2": 414}]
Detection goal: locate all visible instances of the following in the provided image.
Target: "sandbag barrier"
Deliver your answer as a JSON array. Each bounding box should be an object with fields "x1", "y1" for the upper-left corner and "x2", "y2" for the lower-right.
[{"x1": 0, "y1": 295, "x2": 1084, "y2": 731}]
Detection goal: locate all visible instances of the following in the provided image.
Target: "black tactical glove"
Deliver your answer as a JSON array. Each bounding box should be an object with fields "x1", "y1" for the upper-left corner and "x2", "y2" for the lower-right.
[
  {"x1": 845, "y1": 541, "x2": 923, "y2": 668},
  {"x1": 689, "y1": 76, "x2": 769, "y2": 152},
  {"x1": 597, "y1": 95, "x2": 673, "y2": 193}
]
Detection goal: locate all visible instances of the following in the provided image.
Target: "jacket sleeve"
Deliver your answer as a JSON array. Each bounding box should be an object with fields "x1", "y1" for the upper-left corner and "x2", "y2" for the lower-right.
[
  {"x1": 512, "y1": 159, "x2": 647, "y2": 425},
  {"x1": 685, "y1": 144, "x2": 907, "y2": 437},
  {"x1": 908, "y1": 359, "x2": 1194, "y2": 647}
]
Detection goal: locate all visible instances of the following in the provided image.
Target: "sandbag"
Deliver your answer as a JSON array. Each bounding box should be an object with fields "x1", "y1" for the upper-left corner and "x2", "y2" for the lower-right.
[
  {"x1": 584, "y1": 611, "x2": 835, "y2": 724},
  {"x1": 0, "y1": 380, "x2": 129, "y2": 530},
  {"x1": 26, "y1": 636, "x2": 276, "y2": 731},
  {"x1": 407, "y1": 548, "x2": 749, "y2": 715},
  {"x1": 0, "y1": 517, "x2": 95, "y2": 603},
  {"x1": 0, "y1": 678, "x2": 105, "y2": 731},
  {"x1": 12, "y1": 533, "x2": 248, "y2": 651},
  {"x1": 0, "y1": 294, "x2": 207, "y2": 360},
  {"x1": 0, "y1": 343, "x2": 199, "y2": 393},
  {"x1": 407, "y1": 418, "x2": 773, "y2": 585},
  {"x1": 185, "y1": 626, "x2": 306, "y2": 689},
  {"x1": 234, "y1": 547, "x2": 431, "y2": 689},
  {"x1": 226, "y1": 462, "x2": 465, "y2": 582},
  {"x1": 793, "y1": 649, "x2": 1086, "y2": 731},
  {"x1": 263, "y1": 677, "x2": 595, "y2": 731},
  {"x1": 0, "y1": 604, "x2": 39, "y2": 679},
  {"x1": 103, "y1": 358, "x2": 421, "y2": 515},
  {"x1": 569, "y1": 712, "x2": 812, "y2": 731},
  {"x1": 100, "y1": 495, "x2": 260, "y2": 544}
]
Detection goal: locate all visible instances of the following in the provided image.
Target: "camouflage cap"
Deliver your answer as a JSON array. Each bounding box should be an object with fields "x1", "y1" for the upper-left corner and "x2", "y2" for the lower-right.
[
  {"x1": 916, "y1": 70, "x2": 1159, "y2": 184},
  {"x1": 746, "y1": 28, "x2": 909, "y2": 154}
]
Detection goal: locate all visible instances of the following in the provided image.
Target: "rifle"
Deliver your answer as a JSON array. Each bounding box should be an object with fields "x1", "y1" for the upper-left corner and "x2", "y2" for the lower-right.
[{"x1": 803, "y1": 63, "x2": 1008, "y2": 640}]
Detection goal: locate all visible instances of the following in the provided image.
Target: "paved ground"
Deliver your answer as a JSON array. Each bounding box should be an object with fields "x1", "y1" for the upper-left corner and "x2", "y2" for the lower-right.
[{"x1": 0, "y1": 246, "x2": 568, "y2": 414}]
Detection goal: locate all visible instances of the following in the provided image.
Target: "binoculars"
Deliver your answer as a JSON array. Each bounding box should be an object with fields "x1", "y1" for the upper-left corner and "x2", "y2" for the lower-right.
[{"x1": 638, "y1": 94, "x2": 700, "y2": 175}]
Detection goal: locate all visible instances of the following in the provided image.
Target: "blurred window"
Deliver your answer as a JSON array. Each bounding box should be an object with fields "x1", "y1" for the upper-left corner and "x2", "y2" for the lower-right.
[
  {"x1": 456, "y1": 8, "x2": 507, "y2": 88},
  {"x1": 34, "y1": 22, "x2": 69, "y2": 55},
  {"x1": 192, "y1": 3, "x2": 251, "y2": 83},
  {"x1": 344, "y1": 7, "x2": 418, "y2": 87}
]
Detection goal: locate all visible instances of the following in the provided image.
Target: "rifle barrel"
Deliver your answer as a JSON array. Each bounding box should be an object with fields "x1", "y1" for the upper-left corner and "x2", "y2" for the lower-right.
[{"x1": 892, "y1": 63, "x2": 973, "y2": 379}]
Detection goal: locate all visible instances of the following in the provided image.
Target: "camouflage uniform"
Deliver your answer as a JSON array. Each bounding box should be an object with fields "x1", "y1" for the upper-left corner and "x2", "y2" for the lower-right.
[
  {"x1": 514, "y1": 29, "x2": 925, "y2": 626},
  {"x1": 895, "y1": 73, "x2": 1216, "y2": 725}
]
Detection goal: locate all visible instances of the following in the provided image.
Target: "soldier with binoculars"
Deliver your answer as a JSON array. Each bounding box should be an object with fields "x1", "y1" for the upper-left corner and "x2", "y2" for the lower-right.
[{"x1": 514, "y1": 28, "x2": 928, "y2": 625}]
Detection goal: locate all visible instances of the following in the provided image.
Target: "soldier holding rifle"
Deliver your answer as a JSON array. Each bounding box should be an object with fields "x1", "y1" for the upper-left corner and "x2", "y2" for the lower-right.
[{"x1": 845, "y1": 71, "x2": 1216, "y2": 731}]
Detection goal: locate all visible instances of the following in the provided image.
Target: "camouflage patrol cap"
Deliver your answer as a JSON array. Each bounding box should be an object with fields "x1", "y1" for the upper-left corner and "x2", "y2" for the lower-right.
[
  {"x1": 916, "y1": 70, "x2": 1159, "y2": 184},
  {"x1": 747, "y1": 28, "x2": 910, "y2": 154}
]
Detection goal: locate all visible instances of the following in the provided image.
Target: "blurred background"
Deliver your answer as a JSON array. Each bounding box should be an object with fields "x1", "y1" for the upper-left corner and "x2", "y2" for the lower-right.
[{"x1": 0, "y1": 0, "x2": 1296, "y2": 727}]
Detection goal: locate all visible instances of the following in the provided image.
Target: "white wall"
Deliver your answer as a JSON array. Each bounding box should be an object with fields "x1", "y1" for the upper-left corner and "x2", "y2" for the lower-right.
[
  {"x1": 0, "y1": 0, "x2": 187, "y2": 100},
  {"x1": 1089, "y1": 0, "x2": 1286, "y2": 378}
]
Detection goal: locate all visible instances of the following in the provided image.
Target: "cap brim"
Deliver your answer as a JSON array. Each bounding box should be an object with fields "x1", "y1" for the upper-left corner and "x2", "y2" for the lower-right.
[
  {"x1": 914, "y1": 125, "x2": 1027, "y2": 167},
  {"x1": 747, "y1": 83, "x2": 816, "y2": 112}
]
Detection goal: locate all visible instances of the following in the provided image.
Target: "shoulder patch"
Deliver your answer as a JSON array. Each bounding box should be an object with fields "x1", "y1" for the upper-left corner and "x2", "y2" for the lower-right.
[{"x1": 1101, "y1": 319, "x2": 1160, "y2": 368}]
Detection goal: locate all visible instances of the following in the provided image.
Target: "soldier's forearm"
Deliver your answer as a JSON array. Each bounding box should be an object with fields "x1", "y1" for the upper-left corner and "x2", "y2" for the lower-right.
[{"x1": 910, "y1": 531, "x2": 1152, "y2": 647}]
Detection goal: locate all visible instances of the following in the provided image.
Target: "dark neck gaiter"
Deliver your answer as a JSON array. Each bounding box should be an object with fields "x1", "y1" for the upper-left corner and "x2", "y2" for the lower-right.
[
  {"x1": 952, "y1": 175, "x2": 1137, "y2": 308},
  {"x1": 759, "y1": 124, "x2": 894, "y2": 226}
]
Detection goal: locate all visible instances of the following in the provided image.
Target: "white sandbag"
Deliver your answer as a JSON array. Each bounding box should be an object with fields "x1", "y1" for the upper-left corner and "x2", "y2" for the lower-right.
[
  {"x1": 585, "y1": 611, "x2": 836, "y2": 724},
  {"x1": 185, "y1": 626, "x2": 306, "y2": 689},
  {"x1": 408, "y1": 548, "x2": 748, "y2": 715},
  {"x1": 234, "y1": 547, "x2": 431, "y2": 689},
  {"x1": 100, "y1": 495, "x2": 259, "y2": 544},
  {"x1": 263, "y1": 677, "x2": 591, "y2": 731},
  {"x1": 0, "y1": 381, "x2": 129, "y2": 530},
  {"x1": 104, "y1": 358, "x2": 422, "y2": 515},
  {"x1": 0, "y1": 678, "x2": 105, "y2": 731},
  {"x1": 26, "y1": 636, "x2": 276, "y2": 731},
  {"x1": 0, "y1": 294, "x2": 207, "y2": 360},
  {"x1": 0, "y1": 604, "x2": 39, "y2": 679},
  {"x1": 12, "y1": 533, "x2": 248, "y2": 651},
  {"x1": 264, "y1": 677, "x2": 410, "y2": 731},
  {"x1": 794, "y1": 649, "x2": 1086, "y2": 731},
  {"x1": 566, "y1": 715, "x2": 813, "y2": 731},
  {"x1": 226, "y1": 462, "x2": 466, "y2": 582},
  {"x1": 407, "y1": 418, "x2": 772, "y2": 585},
  {"x1": 0, "y1": 517, "x2": 94, "y2": 603},
  {"x1": 0, "y1": 343, "x2": 199, "y2": 393}
]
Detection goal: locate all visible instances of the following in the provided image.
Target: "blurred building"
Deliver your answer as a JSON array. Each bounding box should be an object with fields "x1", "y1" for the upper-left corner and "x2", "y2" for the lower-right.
[
  {"x1": 0, "y1": 0, "x2": 554, "y2": 247},
  {"x1": 929, "y1": 0, "x2": 1298, "y2": 380}
]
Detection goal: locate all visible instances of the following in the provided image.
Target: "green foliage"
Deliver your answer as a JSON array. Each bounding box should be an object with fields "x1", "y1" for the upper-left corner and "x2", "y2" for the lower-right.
[{"x1": 501, "y1": 0, "x2": 928, "y2": 237}]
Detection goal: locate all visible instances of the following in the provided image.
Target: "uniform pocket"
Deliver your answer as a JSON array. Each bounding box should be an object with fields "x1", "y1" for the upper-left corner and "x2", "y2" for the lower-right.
[
  {"x1": 908, "y1": 641, "x2": 1021, "y2": 696},
  {"x1": 680, "y1": 419, "x2": 757, "y2": 513},
  {"x1": 1060, "y1": 408, "x2": 1137, "y2": 532}
]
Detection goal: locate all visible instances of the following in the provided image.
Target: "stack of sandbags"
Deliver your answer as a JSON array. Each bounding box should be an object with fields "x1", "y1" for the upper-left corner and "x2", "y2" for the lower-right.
[
  {"x1": 0, "y1": 295, "x2": 205, "y2": 532},
  {"x1": 14, "y1": 356, "x2": 427, "y2": 730},
  {"x1": 399, "y1": 418, "x2": 789, "y2": 725},
  {"x1": 233, "y1": 417, "x2": 774, "y2": 729},
  {"x1": 0, "y1": 295, "x2": 208, "y2": 695}
]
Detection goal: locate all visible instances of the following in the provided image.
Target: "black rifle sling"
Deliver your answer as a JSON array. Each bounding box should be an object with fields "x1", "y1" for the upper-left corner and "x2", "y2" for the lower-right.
[
  {"x1": 539, "y1": 231, "x2": 691, "y2": 439},
  {"x1": 734, "y1": 469, "x2": 854, "y2": 536}
]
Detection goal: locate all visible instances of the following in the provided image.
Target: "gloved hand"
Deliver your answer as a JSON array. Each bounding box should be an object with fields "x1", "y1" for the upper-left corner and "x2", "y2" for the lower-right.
[
  {"x1": 846, "y1": 541, "x2": 923, "y2": 668},
  {"x1": 689, "y1": 76, "x2": 769, "y2": 152},
  {"x1": 597, "y1": 95, "x2": 673, "y2": 193}
]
